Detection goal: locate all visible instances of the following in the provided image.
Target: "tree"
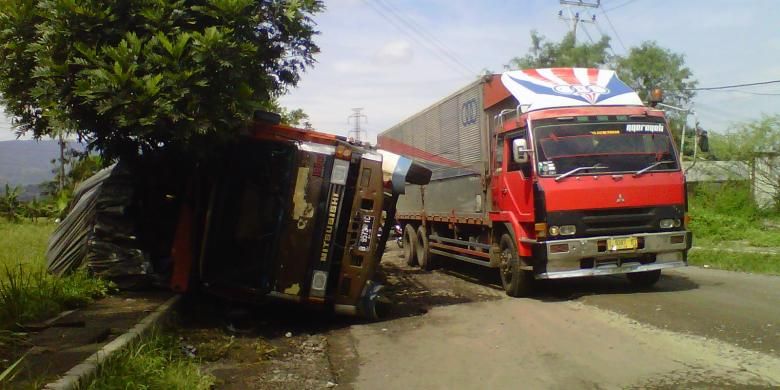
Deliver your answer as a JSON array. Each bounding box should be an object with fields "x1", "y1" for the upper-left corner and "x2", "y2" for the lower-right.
[
  {"x1": 708, "y1": 115, "x2": 780, "y2": 209},
  {"x1": 507, "y1": 31, "x2": 613, "y2": 69},
  {"x1": 616, "y1": 41, "x2": 697, "y2": 110},
  {"x1": 0, "y1": 0, "x2": 323, "y2": 161}
]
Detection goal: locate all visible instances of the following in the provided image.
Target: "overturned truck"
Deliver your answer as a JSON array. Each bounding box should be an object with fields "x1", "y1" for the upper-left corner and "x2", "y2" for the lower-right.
[{"x1": 47, "y1": 114, "x2": 430, "y2": 318}]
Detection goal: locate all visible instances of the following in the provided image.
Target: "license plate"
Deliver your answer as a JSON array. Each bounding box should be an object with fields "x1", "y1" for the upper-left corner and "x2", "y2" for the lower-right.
[
  {"x1": 607, "y1": 237, "x2": 638, "y2": 251},
  {"x1": 357, "y1": 215, "x2": 375, "y2": 252}
]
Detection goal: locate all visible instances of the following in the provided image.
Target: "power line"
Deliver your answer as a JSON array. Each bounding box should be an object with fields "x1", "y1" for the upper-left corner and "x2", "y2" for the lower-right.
[
  {"x1": 362, "y1": 0, "x2": 474, "y2": 77},
  {"x1": 686, "y1": 79, "x2": 780, "y2": 91},
  {"x1": 695, "y1": 89, "x2": 780, "y2": 96},
  {"x1": 600, "y1": 7, "x2": 627, "y2": 52},
  {"x1": 374, "y1": 0, "x2": 477, "y2": 76},
  {"x1": 604, "y1": 0, "x2": 641, "y2": 12}
]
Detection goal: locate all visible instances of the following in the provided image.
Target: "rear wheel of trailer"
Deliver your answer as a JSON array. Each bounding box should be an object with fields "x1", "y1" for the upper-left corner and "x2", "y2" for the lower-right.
[
  {"x1": 415, "y1": 225, "x2": 435, "y2": 270},
  {"x1": 403, "y1": 224, "x2": 417, "y2": 266}
]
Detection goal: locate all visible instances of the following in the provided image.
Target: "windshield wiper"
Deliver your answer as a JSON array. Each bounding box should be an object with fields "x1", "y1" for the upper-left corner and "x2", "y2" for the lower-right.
[
  {"x1": 633, "y1": 160, "x2": 676, "y2": 177},
  {"x1": 554, "y1": 164, "x2": 608, "y2": 182}
]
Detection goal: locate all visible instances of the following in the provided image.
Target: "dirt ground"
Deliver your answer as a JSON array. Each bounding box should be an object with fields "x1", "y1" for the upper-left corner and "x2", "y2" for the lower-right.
[{"x1": 176, "y1": 245, "x2": 780, "y2": 389}]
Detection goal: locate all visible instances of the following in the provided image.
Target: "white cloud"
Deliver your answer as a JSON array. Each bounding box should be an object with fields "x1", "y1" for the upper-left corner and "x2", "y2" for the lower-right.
[
  {"x1": 372, "y1": 40, "x2": 413, "y2": 65},
  {"x1": 280, "y1": 1, "x2": 780, "y2": 140}
]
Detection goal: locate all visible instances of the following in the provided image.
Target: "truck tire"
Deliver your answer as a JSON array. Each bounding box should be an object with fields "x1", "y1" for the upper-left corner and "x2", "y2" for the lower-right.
[
  {"x1": 627, "y1": 270, "x2": 661, "y2": 288},
  {"x1": 498, "y1": 233, "x2": 534, "y2": 297},
  {"x1": 416, "y1": 225, "x2": 433, "y2": 271},
  {"x1": 403, "y1": 225, "x2": 417, "y2": 266}
]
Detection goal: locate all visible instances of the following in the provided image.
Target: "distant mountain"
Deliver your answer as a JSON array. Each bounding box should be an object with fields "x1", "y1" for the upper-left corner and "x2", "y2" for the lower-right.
[{"x1": 0, "y1": 139, "x2": 86, "y2": 190}]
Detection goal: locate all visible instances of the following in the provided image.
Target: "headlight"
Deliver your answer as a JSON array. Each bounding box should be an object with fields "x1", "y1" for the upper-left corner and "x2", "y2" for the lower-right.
[
  {"x1": 559, "y1": 225, "x2": 576, "y2": 235},
  {"x1": 659, "y1": 219, "x2": 680, "y2": 229},
  {"x1": 549, "y1": 226, "x2": 560, "y2": 236}
]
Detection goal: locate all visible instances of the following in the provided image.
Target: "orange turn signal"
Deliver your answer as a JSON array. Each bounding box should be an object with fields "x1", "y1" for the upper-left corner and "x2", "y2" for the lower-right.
[{"x1": 534, "y1": 222, "x2": 547, "y2": 239}]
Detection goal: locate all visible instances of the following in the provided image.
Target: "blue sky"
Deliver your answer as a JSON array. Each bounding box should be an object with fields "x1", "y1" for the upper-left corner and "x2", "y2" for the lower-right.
[{"x1": 2, "y1": 0, "x2": 779, "y2": 142}]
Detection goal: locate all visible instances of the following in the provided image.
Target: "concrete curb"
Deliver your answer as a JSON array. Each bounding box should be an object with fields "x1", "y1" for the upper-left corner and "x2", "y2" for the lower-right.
[{"x1": 43, "y1": 294, "x2": 182, "y2": 390}]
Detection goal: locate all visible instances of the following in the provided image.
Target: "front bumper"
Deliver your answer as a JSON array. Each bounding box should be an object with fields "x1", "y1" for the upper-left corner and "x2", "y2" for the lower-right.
[{"x1": 535, "y1": 231, "x2": 691, "y2": 279}]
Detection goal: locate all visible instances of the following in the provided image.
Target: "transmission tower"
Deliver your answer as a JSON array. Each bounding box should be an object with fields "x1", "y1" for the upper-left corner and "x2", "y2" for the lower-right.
[
  {"x1": 558, "y1": 0, "x2": 600, "y2": 44},
  {"x1": 347, "y1": 108, "x2": 368, "y2": 142}
]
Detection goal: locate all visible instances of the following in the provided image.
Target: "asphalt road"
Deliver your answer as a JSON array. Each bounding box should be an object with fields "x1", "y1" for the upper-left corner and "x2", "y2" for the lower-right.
[{"x1": 329, "y1": 249, "x2": 780, "y2": 389}]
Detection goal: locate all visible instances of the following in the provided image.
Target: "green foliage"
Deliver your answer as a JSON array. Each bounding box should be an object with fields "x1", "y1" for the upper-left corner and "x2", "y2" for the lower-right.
[
  {"x1": 0, "y1": 220, "x2": 115, "y2": 329},
  {"x1": 0, "y1": 184, "x2": 23, "y2": 222},
  {"x1": 616, "y1": 42, "x2": 697, "y2": 108},
  {"x1": 86, "y1": 330, "x2": 215, "y2": 390},
  {"x1": 708, "y1": 114, "x2": 780, "y2": 161},
  {"x1": 0, "y1": 0, "x2": 323, "y2": 161},
  {"x1": 689, "y1": 249, "x2": 780, "y2": 276},
  {"x1": 0, "y1": 265, "x2": 115, "y2": 329},
  {"x1": 508, "y1": 31, "x2": 613, "y2": 69},
  {"x1": 689, "y1": 182, "x2": 780, "y2": 247},
  {"x1": 45, "y1": 147, "x2": 103, "y2": 216}
]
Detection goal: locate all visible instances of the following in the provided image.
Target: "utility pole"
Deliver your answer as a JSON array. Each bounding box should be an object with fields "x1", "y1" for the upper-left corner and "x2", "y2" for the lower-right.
[
  {"x1": 347, "y1": 108, "x2": 368, "y2": 142},
  {"x1": 558, "y1": 0, "x2": 600, "y2": 44}
]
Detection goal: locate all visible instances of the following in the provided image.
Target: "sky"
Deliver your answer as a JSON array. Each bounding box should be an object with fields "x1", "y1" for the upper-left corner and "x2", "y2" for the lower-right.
[{"x1": 2, "y1": 0, "x2": 779, "y2": 142}]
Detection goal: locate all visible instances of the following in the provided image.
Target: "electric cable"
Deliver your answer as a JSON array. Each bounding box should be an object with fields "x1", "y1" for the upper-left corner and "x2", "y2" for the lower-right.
[
  {"x1": 374, "y1": 0, "x2": 478, "y2": 76},
  {"x1": 604, "y1": 0, "x2": 641, "y2": 12},
  {"x1": 362, "y1": 0, "x2": 475, "y2": 77},
  {"x1": 600, "y1": 7, "x2": 627, "y2": 52},
  {"x1": 686, "y1": 80, "x2": 780, "y2": 91}
]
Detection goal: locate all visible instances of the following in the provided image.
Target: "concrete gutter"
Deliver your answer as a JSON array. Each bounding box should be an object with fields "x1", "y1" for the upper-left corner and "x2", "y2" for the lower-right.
[{"x1": 43, "y1": 294, "x2": 182, "y2": 390}]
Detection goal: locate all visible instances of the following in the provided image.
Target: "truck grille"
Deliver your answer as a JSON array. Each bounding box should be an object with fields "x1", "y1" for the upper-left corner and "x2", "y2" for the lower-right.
[
  {"x1": 546, "y1": 205, "x2": 684, "y2": 239},
  {"x1": 580, "y1": 207, "x2": 656, "y2": 235}
]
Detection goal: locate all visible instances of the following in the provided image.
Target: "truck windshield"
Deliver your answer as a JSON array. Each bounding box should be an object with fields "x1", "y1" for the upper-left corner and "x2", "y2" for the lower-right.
[{"x1": 532, "y1": 117, "x2": 679, "y2": 177}]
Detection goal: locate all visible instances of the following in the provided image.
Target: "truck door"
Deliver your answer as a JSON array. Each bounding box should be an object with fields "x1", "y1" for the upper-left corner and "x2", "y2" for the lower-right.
[{"x1": 493, "y1": 131, "x2": 534, "y2": 221}]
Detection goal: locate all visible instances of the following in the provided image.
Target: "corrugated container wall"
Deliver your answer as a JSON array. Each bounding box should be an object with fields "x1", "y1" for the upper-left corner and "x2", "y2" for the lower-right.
[{"x1": 381, "y1": 80, "x2": 484, "y2": 169}]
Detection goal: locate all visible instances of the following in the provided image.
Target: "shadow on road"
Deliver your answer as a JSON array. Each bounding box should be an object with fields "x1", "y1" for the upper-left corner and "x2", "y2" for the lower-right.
[{"x1": 423, "y1": 255, "x2": 700, "y2": 303}]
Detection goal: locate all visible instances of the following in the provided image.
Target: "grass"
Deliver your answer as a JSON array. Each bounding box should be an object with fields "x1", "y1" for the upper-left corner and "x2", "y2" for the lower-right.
[
  {"x1": 689, "y1": 182, "x2": 780, "y2": 248},
  {"x1": 689, "y1": 249, "x2": 780, "y2": 276},
  {"x1": 0, "y1": 219, "x2": 115, "y2": 330},
  {"x1": 84, "y1": 330, "x2": 215, "y2": 390},
  {"x1": 688, "y1": 182, "x2": 780, "y2": 274}
]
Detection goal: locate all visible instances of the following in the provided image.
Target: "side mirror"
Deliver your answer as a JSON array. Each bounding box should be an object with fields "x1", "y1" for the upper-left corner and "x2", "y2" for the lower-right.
[{"x1": 512, "y1": 138, "x2": 531, "y2": 164}]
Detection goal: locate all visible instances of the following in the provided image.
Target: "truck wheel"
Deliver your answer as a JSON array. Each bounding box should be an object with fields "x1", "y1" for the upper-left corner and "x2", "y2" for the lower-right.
[
  {"x1": 403, "y1": 225, "x2": 417, "y2": 266},
  {"x1": 416, "y1": 225, "x2": 433, "y2": 271},
  {"x1": 627, "y1": 270, "x2": 661, "y2": 288},
  {"x1": 498, "y1": 233, "x2": 533, "y2": 297}
]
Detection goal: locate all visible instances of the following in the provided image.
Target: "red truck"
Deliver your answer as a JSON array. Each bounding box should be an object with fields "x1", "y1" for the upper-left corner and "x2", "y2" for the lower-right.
[{"x1": 378, "y1": 68, "x2": 691, "y2": 296}]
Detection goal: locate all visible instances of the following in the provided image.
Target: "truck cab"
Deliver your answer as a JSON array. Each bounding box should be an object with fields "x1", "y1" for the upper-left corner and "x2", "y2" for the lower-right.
[{"x1": 490, "y1": 69, "x2": 691, "y2": 292}]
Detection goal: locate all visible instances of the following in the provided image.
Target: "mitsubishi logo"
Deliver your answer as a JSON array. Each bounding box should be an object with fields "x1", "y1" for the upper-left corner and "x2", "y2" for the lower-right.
[{"x1": 616, "y1": 193, "x2": 625, "y2": 203}]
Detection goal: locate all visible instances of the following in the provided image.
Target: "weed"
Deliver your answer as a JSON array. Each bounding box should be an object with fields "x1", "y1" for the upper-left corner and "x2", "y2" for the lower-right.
[
  {"x1": 689, "y1": 249, "x2": 780, "y2": 275},
  {"x1": 85, "y1": 330, "x2": 215, "y2": 390},
  {"x1": 0, "y1": 220, "x2": 115, "y2": 329}
]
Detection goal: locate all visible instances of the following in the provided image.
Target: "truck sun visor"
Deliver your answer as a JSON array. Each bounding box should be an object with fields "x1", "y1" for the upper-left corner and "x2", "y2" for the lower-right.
[{"x1": 378, "y1": 150, "x2": 432, "y2": 194}]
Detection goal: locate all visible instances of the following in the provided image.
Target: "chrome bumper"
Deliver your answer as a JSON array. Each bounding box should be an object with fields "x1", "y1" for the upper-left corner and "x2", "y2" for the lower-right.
[{"x1": 536, "y1": 231, "x2": 690, "y2": 280}]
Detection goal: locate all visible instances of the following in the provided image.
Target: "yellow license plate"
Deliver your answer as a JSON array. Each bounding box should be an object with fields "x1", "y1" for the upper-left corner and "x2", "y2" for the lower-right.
[{"x1": 607, "y1": 237, "x2": 638, "y2": 251}]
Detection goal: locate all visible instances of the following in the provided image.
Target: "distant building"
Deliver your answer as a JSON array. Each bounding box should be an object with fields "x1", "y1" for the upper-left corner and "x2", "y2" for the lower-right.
[{"x1": 683, "y1": 160, "x2": 750, "y2": 184}]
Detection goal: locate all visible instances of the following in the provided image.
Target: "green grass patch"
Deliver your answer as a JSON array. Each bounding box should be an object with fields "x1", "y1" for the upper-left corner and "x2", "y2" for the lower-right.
[
  {"x1": 0, "y1": 219, "x2": 115, "y2": 329},
  {"x1": 85, "y1": 330, "x2": 215, "y2": 390},
  {"x1": 689, "y1": 182, "x2": 780, "y2": 248},
  {"x1": 689, "y1": 249, "x2": 780, "y2": 275}
]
